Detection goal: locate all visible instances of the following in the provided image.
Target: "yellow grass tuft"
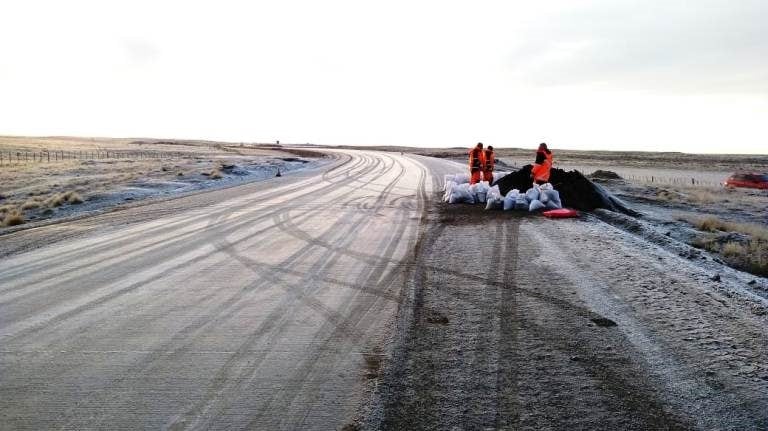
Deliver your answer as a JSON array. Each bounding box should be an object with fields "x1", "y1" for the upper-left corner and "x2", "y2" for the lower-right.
[
  {"x1": 20, "y1": 200, "x2": 41, "y2": 210},
  {"x1": 684, "y1": 215, "x2": 768, "y2": 276},
  {"x1": 680, "y1": 215, "x2": 768, "y2": 241},
  {"x1": 66, "y1": 191, "x2": 83, "y2": 204},
  {"x1": 43, "y1": 191, "x2": 84, "y2": 208},
  {"x1": 2, "y1": 210, "x2": 24, "y2": 227}
]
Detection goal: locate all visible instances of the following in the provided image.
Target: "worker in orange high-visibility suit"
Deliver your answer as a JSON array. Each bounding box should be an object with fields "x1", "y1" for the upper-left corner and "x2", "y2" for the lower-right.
[
  {"x1": 483, "y1": 145, "x2": 495, "y2": 184},
  {"x1": 468, "y1": 142, "x2": 486, "y2": 184},
  {"x1": 531, "y1": 142, "x2": 553, "y2": 184}
]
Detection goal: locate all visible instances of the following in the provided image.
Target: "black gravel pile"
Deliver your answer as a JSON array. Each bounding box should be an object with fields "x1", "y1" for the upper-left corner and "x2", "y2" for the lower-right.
[
  {"x1": 589, "y1": 170, "x2": 622, "y2": 180},
  {"x1": 494, "y1": 165, "x2": 636, "y2": 214}
]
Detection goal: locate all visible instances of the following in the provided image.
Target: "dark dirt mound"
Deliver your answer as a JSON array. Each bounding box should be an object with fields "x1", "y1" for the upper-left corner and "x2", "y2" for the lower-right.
[
  {"x1": 495, "y1": 165, "x2": 636, "y2": 214},
  {"x1": 589, "y1": 170, "x2": 622, "y2": 180}
]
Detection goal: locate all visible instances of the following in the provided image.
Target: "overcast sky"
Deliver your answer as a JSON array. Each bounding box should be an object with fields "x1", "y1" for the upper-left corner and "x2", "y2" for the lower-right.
[{"x1": 2, "y1": 0, "x2": 766, "y2": 153}]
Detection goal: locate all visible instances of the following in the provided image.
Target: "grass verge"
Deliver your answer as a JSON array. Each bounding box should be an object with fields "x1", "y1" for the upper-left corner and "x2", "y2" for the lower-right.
[{"x1": 681, "y1": 214, "x2": 768, "y2": 276}]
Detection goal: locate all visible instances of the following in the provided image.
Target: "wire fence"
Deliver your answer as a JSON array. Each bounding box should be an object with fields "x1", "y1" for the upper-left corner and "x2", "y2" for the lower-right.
[
  {"x1": 0, "y1": 150, "x2": 201, "y2": 166},
  {"x1": 617, "y1": 174, "x2": 723, "y2": 188},
  {"x1": 502, "y1": 158, "x2": 729, "y2": 189}
]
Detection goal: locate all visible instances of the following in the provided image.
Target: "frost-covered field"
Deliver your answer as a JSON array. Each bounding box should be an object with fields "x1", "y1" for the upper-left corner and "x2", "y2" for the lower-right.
[{"x1": 0, "y1": 137, "x2": 325, "y2": 229}]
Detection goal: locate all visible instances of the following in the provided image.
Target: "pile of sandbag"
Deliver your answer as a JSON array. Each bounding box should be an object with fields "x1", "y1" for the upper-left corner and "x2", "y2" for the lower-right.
[
  {"x1": 444, "y1": 172, "x2": 562, "y2": 212},
  {"x1": 443, "y1": 180, "x2": 491, "y2": 204},
  {"x1": 488, "y1": 183, "x2": 562, "y2": 212}
]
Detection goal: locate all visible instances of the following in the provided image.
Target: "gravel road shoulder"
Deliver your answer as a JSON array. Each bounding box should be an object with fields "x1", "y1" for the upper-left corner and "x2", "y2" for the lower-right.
[{"x1": 363, "y1": 191, "x2": 768, "y2": 430}]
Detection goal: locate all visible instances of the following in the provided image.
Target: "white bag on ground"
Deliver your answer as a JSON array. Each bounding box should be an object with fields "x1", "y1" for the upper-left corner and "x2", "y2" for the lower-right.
[
  {"x1": 529, "y1": 199, "x2": 546, "y2": 212},
  {"x1": 525, "y1": 186, "x2": 540, "y2": 202},
  {"x1": 545, "y1": 199, "x2": 561, "y2": 210},
  {"x1": 449, "y1": 183, "x2": 475, "y2": 204},
  {"x1": 486, "y1": 185, "x2": 501, "y2": 201},
  {"x1": 514, "y1": 193, "x2": 529, "y2": 210},
  {"x1": 443, "y1": 174, "x2": 454, "y2": 190},
  {"x1": 453, "y1": 173, "x2": 470, "y2": 184},
  {"x1": 443, "y1": 180, "x2": 456, "y2": 202},
  {"x1": 542, "y1": 189, "x2": 562, "y2": 209},
  {"x1": 503, "y1": 189, "x2": 519, "y2": 211},
  {"x1": 471, "y1": 181, "x2": 489, "y2": 203},
  {"x1": 485, "y1": 185, "x2": 503, "y2": 210}
]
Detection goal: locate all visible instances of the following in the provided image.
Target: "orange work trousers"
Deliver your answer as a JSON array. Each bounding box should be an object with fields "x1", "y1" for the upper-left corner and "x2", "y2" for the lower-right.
[
  {"x1": 483, "y1": 170, "x2": 493, "y2": 183},
  {"x1": 470, "y1": 169, "x2": 482, "y2": 184}
]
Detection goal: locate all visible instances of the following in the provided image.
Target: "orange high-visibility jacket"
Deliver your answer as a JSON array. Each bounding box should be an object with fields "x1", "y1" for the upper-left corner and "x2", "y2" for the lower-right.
[
  {"x1": 468, "y1": 148, "x2": 486, "y2": 172},
  {"x1": 532, "y1": 150, "x2": 553, "y2": 182},
  {"x1": 483, "y1": 149, "x2": 495, "y2": 171}
]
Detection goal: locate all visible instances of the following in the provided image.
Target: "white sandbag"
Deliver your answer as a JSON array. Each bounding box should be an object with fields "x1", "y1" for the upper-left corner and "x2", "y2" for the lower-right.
[
  {"x1": 529, "y1": 199, "x2": 546, "y2": 212},
  {"x1": 486, "y1": 185, "x2": 501, "y2": 201},
  {"x1": 543, "y1": 189, "x2": 561, "y2": 207},
  {"x1": 525, "y1": 186, "x2": 540, "y2": 202},
  {"x1": 471, "y1": 182, "x2": 490, "y2": 203},
  {"x1": 543, "y1": 189, "x2": 562, "y2": 209},
  {"x1": 443, "y1": 180, "x2": 456, "y2": 202},
  {"x1": 449, "y1": 183, "x2": 475, "y2": 204},
  {"x1": 485, "y1": 185, "x2": 503, "y2": 209},
  {"x1": 453, "y1": 173, "x2": 470, "y2": 185},
  {"x1": 514, "y1": 194, "x2": 529, "y2": 210},
  {"x1": 539, "y1": 183, "x2": 553, "y2": 191},
  {"x1": 485, "y1": 197, "x2": 503, "y2": 210},
  {"x1": 443, "y1": 174, "x2": 454, "y2": 190},
  {"x1": 503, "y1": 189, "x2": 519, "y2": 211}
]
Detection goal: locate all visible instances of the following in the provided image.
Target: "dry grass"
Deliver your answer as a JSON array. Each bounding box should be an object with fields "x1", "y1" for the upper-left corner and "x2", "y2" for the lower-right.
[
  {"x1": 655, "y1": 189, "x2": 685, "y2": 202},
  {"x1": 686, "y1": 189, "x2": 717, "y2": 204},
  {"x1": 209, "y1": 168, "x2": 223, "y2": 180},
  {"x1": 721, "y1": 241, "x2": 746, "y2": 257},
  {"x1": 697, "y1": 238, "x2": 768, "y2": 276},
  {"x1": 1, "y1": 136, "x2": 321, "y2": 230},
  {"x1": 40, "y1": 191, "x2": 83, "y2": 208},
  {"x1": 680, "y1": 215, "x2": 768, "y2": 241},
  {"x1": 655, "y1": 187, "x2": 719, "y2": 204},
  {"x1": 2, "y1": 210, "x2": 24, "y2": 226},
  {"x1": 20, "y1": 199, "x2": 42, "y2": 210},
  {"x1": 66, "y1": 192, "x2": 84, "y2": 204},
  {"x1": 684, "y1": 215, "x2": 768, "y2": 276}
]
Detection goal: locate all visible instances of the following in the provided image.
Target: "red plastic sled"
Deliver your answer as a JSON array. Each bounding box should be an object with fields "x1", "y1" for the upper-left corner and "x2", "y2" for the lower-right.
[{"x1": 542, "y1": 208, "x2": 580, "y2": 218}]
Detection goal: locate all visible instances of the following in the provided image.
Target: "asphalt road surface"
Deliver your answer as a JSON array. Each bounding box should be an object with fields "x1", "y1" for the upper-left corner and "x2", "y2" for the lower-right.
[{"x1": 2, "y1": 150, "x2": 767, "y2": 430}]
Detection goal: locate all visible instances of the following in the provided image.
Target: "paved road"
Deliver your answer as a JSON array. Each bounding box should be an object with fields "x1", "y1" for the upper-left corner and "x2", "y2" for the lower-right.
[{"x1": 0, "y1": 150, "x2": 437, "y2": 430}]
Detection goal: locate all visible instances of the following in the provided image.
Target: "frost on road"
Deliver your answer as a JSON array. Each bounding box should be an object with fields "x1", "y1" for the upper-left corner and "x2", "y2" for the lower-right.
[{"x1": 1, "y1": 150, "x2": 767, "y2": 430}]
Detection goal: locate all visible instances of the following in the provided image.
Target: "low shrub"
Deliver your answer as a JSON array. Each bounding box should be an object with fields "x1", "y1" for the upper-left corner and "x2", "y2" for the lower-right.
[
  {"x1": 685, "y1": 215, "x2": 768, "y2": 276},
  {"x1": 2, "y1": 210, "x2": 24, "y2": 227}
]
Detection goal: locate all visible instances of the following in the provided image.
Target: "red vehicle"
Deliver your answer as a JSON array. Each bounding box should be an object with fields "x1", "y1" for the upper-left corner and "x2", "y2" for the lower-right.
[{"x1": 724, "y1": 172, "x2": 768, "y2": 190}]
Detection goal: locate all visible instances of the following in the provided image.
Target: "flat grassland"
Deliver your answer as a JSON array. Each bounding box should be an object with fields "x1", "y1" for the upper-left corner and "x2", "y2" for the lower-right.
[{"x1": 0, "y1": 136, "x2": 322, "y2": 228}]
